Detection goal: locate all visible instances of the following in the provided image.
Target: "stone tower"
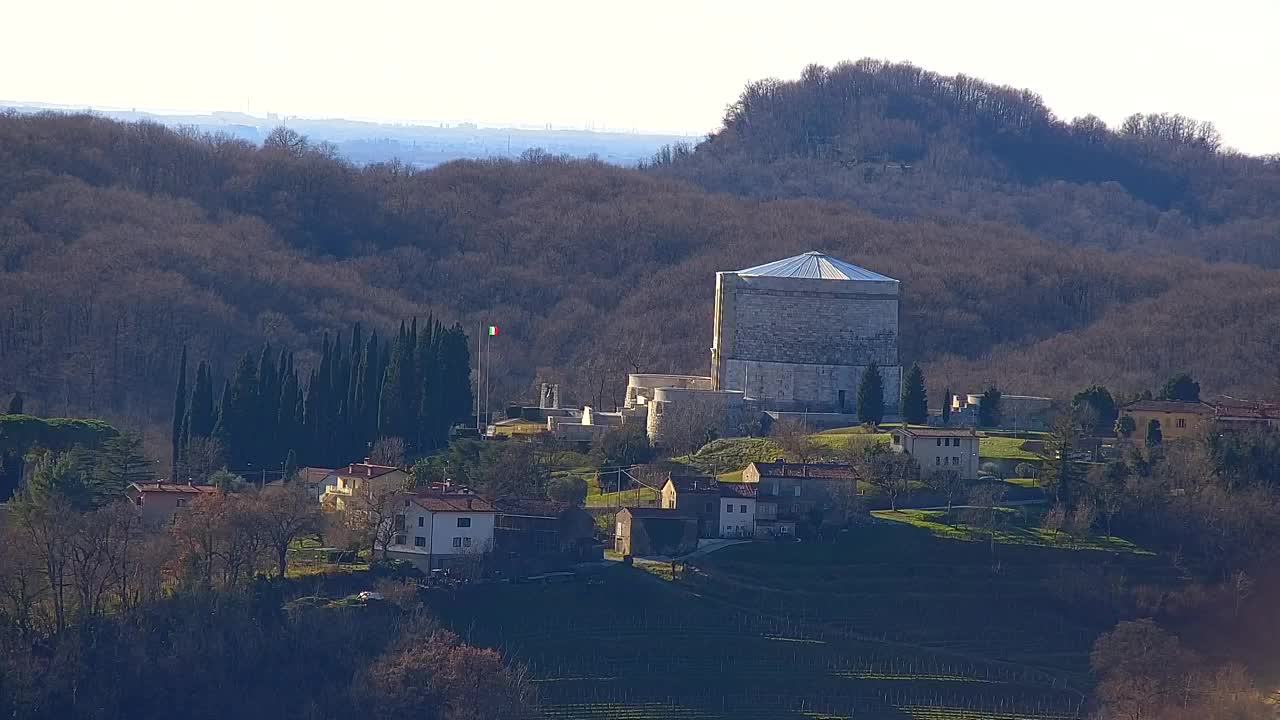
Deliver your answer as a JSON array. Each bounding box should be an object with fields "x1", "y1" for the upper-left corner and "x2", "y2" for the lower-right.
[{"x1": 710, "y1": 251, "x2": 901, "y2": 415}]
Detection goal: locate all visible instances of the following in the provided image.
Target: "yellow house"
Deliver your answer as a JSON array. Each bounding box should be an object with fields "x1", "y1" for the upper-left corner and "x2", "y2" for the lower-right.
[
  {"x1": 319, "y1": 461, "x2": 411, "y2": 510},
  {"x1": 1121, "y1": 400, "x2": 1214, "y2": 445}
]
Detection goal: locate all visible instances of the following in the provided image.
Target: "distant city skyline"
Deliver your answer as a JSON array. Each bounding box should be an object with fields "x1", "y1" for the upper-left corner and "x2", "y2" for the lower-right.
[{"x1": 5, "y1": 0, "x2": 1278, "y2": 154}]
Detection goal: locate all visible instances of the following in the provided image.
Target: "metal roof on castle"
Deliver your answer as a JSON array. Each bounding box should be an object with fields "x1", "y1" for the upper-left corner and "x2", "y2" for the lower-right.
[{"x1": 736, "y1": 251, "x2": 897, "y2": 282}]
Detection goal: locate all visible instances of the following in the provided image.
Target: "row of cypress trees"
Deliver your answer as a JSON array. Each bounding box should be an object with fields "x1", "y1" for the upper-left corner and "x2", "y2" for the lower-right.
[
  {"x1": 855, "y1": 361, "x2": 930, "y2": 425},
  {"x1": 171, "y1": 318, "x2": 472, "y2": 477}
]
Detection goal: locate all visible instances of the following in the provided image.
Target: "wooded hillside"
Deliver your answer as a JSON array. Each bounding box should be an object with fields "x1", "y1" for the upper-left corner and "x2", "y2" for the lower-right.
[
  {"x1": 2, "y1": 71, "x2": 1279, "y2": 446},
  {"x1": 651, "y1": 59, "x2": 1280, "y2": 266}
]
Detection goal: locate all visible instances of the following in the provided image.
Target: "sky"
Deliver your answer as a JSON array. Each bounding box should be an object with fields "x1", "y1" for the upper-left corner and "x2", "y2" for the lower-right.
[{"x1": 4, "y1": 0, "x2": 1278, "y2": 153}]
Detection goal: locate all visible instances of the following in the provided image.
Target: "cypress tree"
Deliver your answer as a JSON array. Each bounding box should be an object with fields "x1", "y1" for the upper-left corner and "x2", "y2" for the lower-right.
[
  {"x1": 357, "y1": 331, "x2": 380, "y2": 443},
  {"x1": 171, "y1": 346, "x2": 188, "y2": 479},
  {"x1": 302, "y1": 370, "x2": 321, "y2": 465},
  {"x1": 900, "y1": 362, "x2": 928, "y2": 425},
  {"x1": 187, "y1": 362, "x2": 216, "y2": 441},
  {"x1": 213, "y1": 378, "x2": 232, "y2": 450},
  {"x1": 255, "y1": 345, "x2": 278, "y2": 466},
  {"x1": 857, "y1": 362, "x2": 885, "y2": 426},
  {"x1": 941, "y1": 387, "x2": 952, "y2": 425},
  {"x1": 283, "y1": 448, "x2": 298, "y2": 483},
  {"x1": 6, "y1": 391, "x2": 23, "y2": 415},
  {"x1": 440, "y1": 324, "x2": 473, "y2": 436},
  {"x1": 220, "y1": 352, "x2": 260, "y2": 469},
  {"x1": 277, "y1": 357, "x2": 301, "y2": 465},
  {"x1": 379, "y1": 326, "x2": 407, "y2": 440}
]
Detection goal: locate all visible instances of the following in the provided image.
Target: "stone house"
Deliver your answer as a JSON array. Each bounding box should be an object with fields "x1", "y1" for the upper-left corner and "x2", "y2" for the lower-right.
[
  {"x1": 890, "y1": 427, "x2": 981, "y2": 480},
  {"x1": 492, "y1": 498, "x2": 598, "y2": 560},
  {"x1": 614, "y1": 507, "x2": 699, "y2": 557},
  {"x1": 127, "y1": 481, "x2": 219, "y2": 526},
  {"x1": 659, "y1": 475, "x2": 723, "y2": 538},
  {"x1": 1120, "y1": 400, "x2": 1215, "y2": 446},
  {"x1": 744, "y1": 461, "x2": 858, "y2": 537}
]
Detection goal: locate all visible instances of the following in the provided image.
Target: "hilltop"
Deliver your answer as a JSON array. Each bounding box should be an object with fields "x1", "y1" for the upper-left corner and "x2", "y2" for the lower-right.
[
  {"x1": 2, "y1": 63, "x2": 1280, "y2": 436},
  {"x1": 651, "y1": 59, "x2": 1280, "y2": 267}
]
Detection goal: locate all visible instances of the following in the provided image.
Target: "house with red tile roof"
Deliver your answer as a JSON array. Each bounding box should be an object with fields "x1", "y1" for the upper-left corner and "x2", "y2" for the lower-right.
[
  {"x1": 127, "y1": 481, "x2": 219, "y2": 526},
  {"x1": 385, "y1": 490, "x2": 496, "y2": 573}
]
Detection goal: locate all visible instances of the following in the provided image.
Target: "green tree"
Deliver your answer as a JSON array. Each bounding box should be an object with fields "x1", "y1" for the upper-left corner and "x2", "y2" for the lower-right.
[
  {"x1": 940, "y1": 386, "x2": 952, "y2": 425},
  {"x1": 547, "y1": 475, "x2": 587, "y2": 505},
  {"x1": 171, "y1": 346, "x2": 187, "y2": 479},
  {"x1": 186, "y1": 361, "x2": 216, "y2": 441},
  {"x1": 219, "y1": 353, "x2": 260, "y2": 470},
  {"x1": 95, "y1": 432, "x2": 155, "y2": 496},
  {"x1": 1071, "y1": 384, "x2": 1117, "y2": 435},
  {"x1": 900, "y1": 363, "x2": 928, "y2": 425},
  {"x1": 1146, "y1": 418, "x2": 1163, "y2": 448},
  {"x1": 977, "y1": 387, "x2": 1002, "y2": 427},
  {"x1": 282, "y1": 448, "x2": 298, "y2": 483},
  {"x1": 590, "y1": 424, "x2": 654, "y2": 468},
  {"x1": 6, "y1": 390, "x2": 23, "y2": 415},
  {"x1": 856, "y1": 362, "x2": 885, "y2": 425},
  {"x1": 1040, "y1": 417, "x2": 1081, "y2": 505},
  {"x1": 1115, "y1": 414, "x2": 1136, "y2": 439},
  {"x1": 1159, "y1": 373, "x2": 1200, "y2": 402},
  {"x1": 22, "y1": 449, "x2": 101, "y2": 511}
]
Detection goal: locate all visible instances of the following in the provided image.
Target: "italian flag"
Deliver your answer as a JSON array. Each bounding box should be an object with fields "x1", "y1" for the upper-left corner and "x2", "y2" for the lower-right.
[{"x1": 487, "y1": 325, "x2": 499, "y2": 336}]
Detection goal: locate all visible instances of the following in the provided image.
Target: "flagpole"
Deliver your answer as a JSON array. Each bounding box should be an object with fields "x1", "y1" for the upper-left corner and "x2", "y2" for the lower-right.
[
  {"x1": 485, "y1": 329, "x2": 491, "y2": 434},
  {"x1": 476, "y1": 323, "x2": 482, "y2": 434}
]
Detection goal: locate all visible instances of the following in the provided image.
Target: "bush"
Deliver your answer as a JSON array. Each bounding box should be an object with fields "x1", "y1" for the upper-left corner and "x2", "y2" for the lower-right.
[
  {"x1": 547, "y1": 475, "x2": 587, "y2": 505},
  {"x1": 980, "y1": 461, "x2": 1002, "y2": 479},
  {"x1": 1013, "y1": 462, "x2": 1038, "y2": 478}
]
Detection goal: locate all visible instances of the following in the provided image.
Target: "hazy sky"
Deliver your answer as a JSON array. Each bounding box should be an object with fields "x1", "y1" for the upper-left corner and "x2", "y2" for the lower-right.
[{"x1": 5, "y1": 0, "x2": 1278, "y2": 153}]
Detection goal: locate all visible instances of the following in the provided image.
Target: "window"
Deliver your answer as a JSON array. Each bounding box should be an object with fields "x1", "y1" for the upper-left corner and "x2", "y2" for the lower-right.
[
  {"x1": 935, "y1": 457, "x2": 941, "y2": 466},
  {"x1": 394, "y1": 535, "x2": 406, "y2": 546},
  {"x1": 937, "y1": 438, "x2": 942, "y2": 447},
  {"x1": 616, "y1": 521, "x2": 624, "y2": 537},
  {"x1": 414, "y1": 536, "x2": 426, "y2": 547},
  {"x1": 793, "y1": 486, "x2": 801, "y2": 497},
  {"x1": 792, "y1": 503, "x2": 801, "y2": 514},
  {"x1": 134, "y1": 496, "x2": 143, "y2": 506},
  {"x1": 457, "y1": 517, "x2": 471, "y2": 528},
  {"x1": 740, "y1": 504, "x2": 747, "y2": 514},
  {"x1": 452, "y1": 537, "x2": 462, "y2": 548},
  {"x1": 175, "y1": 498, "x2": 187, "y2": 508},
  {"x1": 953, "y1": 456, "x2": 960, "y2": 465},
  {"x1": 394, "y1": 514, "x2": 406, "y2": 531},
  {"x1": 780, "y1": 526, "x2": 790, "y2": 534},
  {"x1": 838, "y1": 389, "x2": 846, "y2": 410},
  {"x1": 417, "y1": 516, "x2": 424, "y2": 527},
  {"x1": 1176, "y1": 418, "x2": 1187, "y2": 429},
  {"x1": 463, "y1": 537, "x2": 472, "y2": 548},
  {"x1": 772, "y1": 481, "x2": 780, "y2": 494},
  {"x1": 725, "y1": 504, "x2": 733, "y2": 513}
]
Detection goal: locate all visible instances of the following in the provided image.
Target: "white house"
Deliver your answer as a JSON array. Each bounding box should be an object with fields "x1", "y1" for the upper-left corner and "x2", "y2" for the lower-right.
[
  {"x1": 718, "y1": 483, "x2": 756, "y2": 538},
  {"x1": 890, "y1": 427, "x2": 981, "y2": 480},
  {"x1": 385, "y1": 493, "x2": 497, "y2": 572}
]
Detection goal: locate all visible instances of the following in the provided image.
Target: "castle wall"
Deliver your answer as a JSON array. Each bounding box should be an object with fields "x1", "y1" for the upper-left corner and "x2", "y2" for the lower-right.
[{"x1": 720, "y1": 359, "x2": 901, "y2": 414}]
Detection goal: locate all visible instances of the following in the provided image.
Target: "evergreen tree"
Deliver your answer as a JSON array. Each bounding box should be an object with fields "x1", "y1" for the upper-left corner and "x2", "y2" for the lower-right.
[
  {"x1": 96, "y1": 432, "x2": 155, "y2": 495},
  {"x1": 379, "y1": 324, "x2": 408, "y2": 440},
  {"x1": 940, "y1": 387, "x2": 952, "y2": 424},
  {"x1": 357, "y1": 331, "x2": 381, "y2": 443},
  {"x1": 6, "y1": 390, "x2": 23, "y2": 415},
  {"x1": 220, "y1": 353, "x2": 260, "y2": 469},
  {"x1": 255, "y1": 345, "x2": 279, "y2": 467},
  {"x1": 302, "y1": 369, "x2": 321, "y2": 465},
  {"x1": 277, "y1": 356, "x2": 301, "y2": 466},
  {"x1": 1146, "y1": 419, "x2": 1163, "y2": 448},
  {"x1": 856, "y1": 362, "x2": 885, "y2": 425},
  {"x1": 171, "y1": 346, "x2": 188, "y2": 479},
  {"x1": 1071, "y1": 384, "x2": 1118, "y2": 435},
  {"x1": 283, "y1": 448, "x2": 298, "y2": 482},
  {"x1": 187, "y1": 362, "x2": 216, "y2": 441},
  {"x1": 900, "y1": 362, "x2": 928, "y2": 425},
  {"x1": 1159, "y1": 373, "x2": 1201, "y2": 402},
  {"x1": 978, "y1": 387, "x2": 1003, "y2": 427}
]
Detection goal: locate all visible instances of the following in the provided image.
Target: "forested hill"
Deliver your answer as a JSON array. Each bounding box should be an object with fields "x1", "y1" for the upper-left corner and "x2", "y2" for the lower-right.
[
  {"x1": 649, "y1": 60, "x2": 1280, "y2": 267},
  {"x1": 2, "y1": 99, "x2": 1280, "y2": 444}
]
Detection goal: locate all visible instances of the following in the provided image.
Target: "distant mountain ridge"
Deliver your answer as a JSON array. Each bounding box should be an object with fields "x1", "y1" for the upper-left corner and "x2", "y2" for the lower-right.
[{"x1": 0, "y1": 102, "x2": 690, "y2": 168}]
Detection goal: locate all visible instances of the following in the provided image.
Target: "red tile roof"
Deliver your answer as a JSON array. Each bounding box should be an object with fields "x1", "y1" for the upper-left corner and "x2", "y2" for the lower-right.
[
  {"x1": 335, "y1": 462, "x2": 403, "y2": 479},
  {"x1": 1123, "y1": 400, "x2": 1214, "y2": 414},
  {"x1": 664, "y1": 475, "x2": 720, "y2": 493},
  {"x1": 410, "y1": 494, "x2": 496, "y2": 513},
  {"x1": 718, "y1": 482, "x2": 757, "y2": 498},
  {"x1": 893, "y1": 427, "x2": 979, "y2": 438},
  {"x1": 130, "y1": 482, "x2": 219, "y2": 495},
  {"x1": 748, "y1": 462, "x2": 858, "y2": 481}
]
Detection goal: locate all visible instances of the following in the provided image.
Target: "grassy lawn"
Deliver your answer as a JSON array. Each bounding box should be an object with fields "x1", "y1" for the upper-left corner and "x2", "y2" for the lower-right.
[
  {"x1": 1002, "y1": 477, "x2": 1039, "y2": 489},
  {"x1": 872, "y1": 508, "x2": 1152, "y2": 554},
  {"x1": 677, "y1": 437, "x2": 784, "y2": 474},
  {"x1": 979, "y1": 436, "x2": 1043, "y2": 461},
  {"x1": 585, "y1": 485, "x2": 657, "y2": 508}
]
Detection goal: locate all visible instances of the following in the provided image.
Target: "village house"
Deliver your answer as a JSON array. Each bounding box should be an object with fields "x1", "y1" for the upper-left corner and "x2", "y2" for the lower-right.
[
  {"x1": 744, "y1": 461, "x2": 858, "y2": 537},
  {"x1": 659, "y1": 475, "x2": 723, "y2": 538},
  {"x1": 718, "y1": 482, "x2": 757, "y2": 538},
  {"x1": 1211, "y1": 398, "x2": 1280, "y2": 433},
  {"x1": 296, "y1": 467, "x2": 339, "y2": 500},
  {"x1": 614, "y1": 507, "x2": 699, "y2": 557},
  {"x1": 891, "y1": 427, "x2": 981, "y2": 480},
  {"x1": 492, "y1": 497, "x2": 598, "y2": 560},
  {"x1": 385, "y1": 491, "x2": 497, "y2": 573},
  {"x1": 1120, "y1": 400, "x2": 1215, "y2": 445},
  {"x1": 319, "y1": 461, "x2": 411, "y2": 509},
  {"x1": 127, "y1": 481, "x2": 219, "y2": 526}
]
